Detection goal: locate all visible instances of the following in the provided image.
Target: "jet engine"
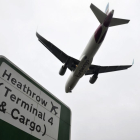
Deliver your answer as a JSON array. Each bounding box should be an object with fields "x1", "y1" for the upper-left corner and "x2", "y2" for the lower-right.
[
  {"x1": 59, "y1": 65, "x2": 67, "y2": 76},
  {"x1": 89, "y1": 74, "x2": 98, "y2": 84}
]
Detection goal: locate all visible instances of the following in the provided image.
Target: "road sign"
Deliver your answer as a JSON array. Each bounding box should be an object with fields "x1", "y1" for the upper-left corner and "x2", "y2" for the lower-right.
[{"x1": 0, "y1": 56, "x2": 71, "y2": 140}]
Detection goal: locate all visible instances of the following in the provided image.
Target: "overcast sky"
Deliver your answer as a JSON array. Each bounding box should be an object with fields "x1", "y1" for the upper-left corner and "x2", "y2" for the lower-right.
[{"x1": 0, "y1": 0, "x2": 140, "y2": 140}]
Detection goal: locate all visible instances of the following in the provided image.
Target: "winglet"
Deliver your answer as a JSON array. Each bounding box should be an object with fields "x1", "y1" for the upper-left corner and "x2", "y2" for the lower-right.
[{"x1": 132, "y1": 59, "x2": 134, "y2": 65}]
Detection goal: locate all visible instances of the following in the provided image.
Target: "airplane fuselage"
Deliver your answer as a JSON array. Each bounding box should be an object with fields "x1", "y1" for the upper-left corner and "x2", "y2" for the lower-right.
[
  {"x1": 36, "y1": 4, "x2": 130, "y2": 93},
  {"x1": 65, "y1": 10, "x2": 114, "y2": 93}
]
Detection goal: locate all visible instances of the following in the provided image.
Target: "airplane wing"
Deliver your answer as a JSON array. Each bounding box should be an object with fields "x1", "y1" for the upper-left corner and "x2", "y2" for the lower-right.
[
  {"x1": 85, "y1": 64, "x2": 132, "y2": 75},
  {"x1": 36, "y1": 32, "x2": 79, "y2": 71}
]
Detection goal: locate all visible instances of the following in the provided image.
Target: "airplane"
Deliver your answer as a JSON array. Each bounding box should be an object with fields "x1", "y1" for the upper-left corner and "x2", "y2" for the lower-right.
[
  {"x1": 50, "y1": 101, "x2": 58, "y2": 115},
  {"x1": 36, "y1": 3, "x2": 132, "y2": 93}
]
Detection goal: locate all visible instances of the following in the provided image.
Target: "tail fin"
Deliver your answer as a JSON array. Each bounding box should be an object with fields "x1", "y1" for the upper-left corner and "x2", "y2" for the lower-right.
[
  {"x1": 90, "y1": 3, "x2": 130, "y2": 27},
  {"x1": 109, "y1": 18, "x2": 130, "y2": 27},
  {"x1": 105, "y1": 3, "x2": 109, "y2": 15},
  {"x1": 90, "y1": 3, "x2": 106, "y2": 24}
]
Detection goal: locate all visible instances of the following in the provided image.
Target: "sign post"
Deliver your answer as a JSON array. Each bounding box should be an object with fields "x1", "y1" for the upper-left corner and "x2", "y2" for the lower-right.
[{"x1": 0, "y1": 56, "x2": 71, "y2": 140}]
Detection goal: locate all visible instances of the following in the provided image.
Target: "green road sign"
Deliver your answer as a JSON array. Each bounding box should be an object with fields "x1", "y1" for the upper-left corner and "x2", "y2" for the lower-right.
[{"x1": 0, "y1": 56, "x2": 71, "y2": 140}]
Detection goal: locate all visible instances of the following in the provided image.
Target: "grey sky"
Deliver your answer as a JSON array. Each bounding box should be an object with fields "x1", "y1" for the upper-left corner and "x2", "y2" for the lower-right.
[{"x1": 0, "y1": 0, "x2": 140, "y2": 140}]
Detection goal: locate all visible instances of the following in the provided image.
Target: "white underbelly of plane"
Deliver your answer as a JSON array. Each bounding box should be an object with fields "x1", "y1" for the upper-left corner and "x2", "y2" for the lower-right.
[
  {"x1": 65, "y1": 33, "x2": 102, "y2": 92},
  {"x1": 74, "y1": 57, "x2": 91, "y2": 78}
]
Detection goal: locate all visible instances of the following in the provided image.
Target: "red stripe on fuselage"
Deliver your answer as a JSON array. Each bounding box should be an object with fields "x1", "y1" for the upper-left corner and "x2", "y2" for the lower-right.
[{"x1": 94, "y1": 25, "x2": 102, "y2": 43}]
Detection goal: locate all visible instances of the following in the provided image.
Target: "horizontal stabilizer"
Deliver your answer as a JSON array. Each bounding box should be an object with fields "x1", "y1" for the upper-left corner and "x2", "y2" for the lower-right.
[
  {"x1": 90, "y1": 3, "x2": 107, "y2": 24},
  {"x1": 110, "y1": 18, "x2": 130, "y2": 27}
]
